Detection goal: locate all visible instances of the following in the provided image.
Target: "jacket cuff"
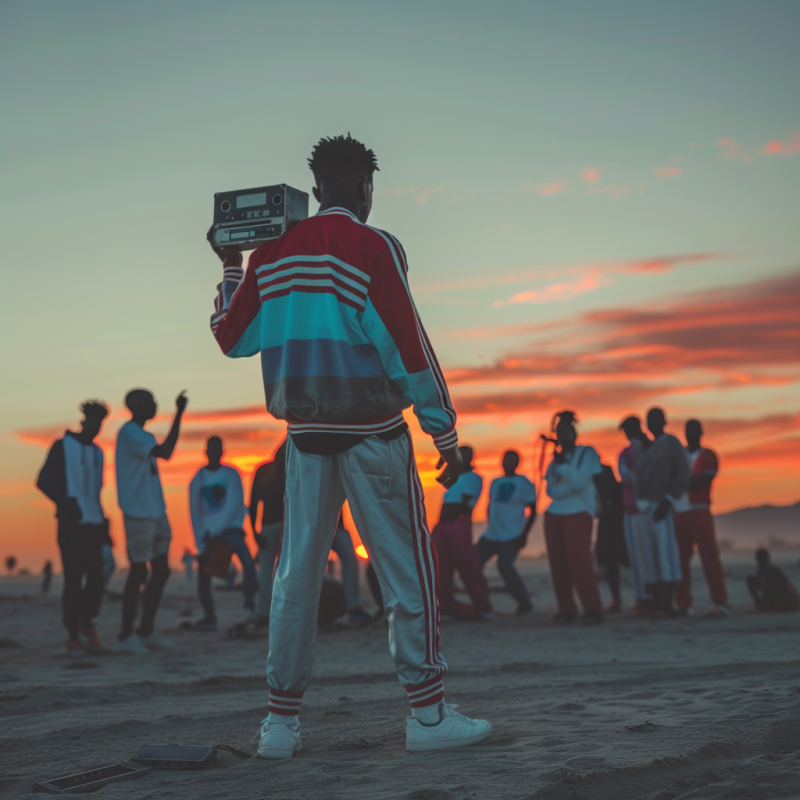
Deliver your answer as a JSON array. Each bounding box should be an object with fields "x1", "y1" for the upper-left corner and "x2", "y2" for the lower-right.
[
  {"x1": 432, "y1": 426, "x2": 458, "y2": 453},
  {"x1": 222, "y1": 264, "x2": 244, "y2": 282}
]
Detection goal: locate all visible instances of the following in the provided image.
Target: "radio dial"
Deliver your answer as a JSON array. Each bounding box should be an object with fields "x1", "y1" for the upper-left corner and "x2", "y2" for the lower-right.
[
  {"x1": 220, "y1": 200, "x2": 231, "y2": 213},
  {"x1": 272, "y1": 194, "x2": 283, "y2": 206}
]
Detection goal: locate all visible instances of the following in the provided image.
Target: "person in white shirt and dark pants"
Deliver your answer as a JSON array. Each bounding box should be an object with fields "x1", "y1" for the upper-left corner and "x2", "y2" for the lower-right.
[
  {"x1": 189, "y1": 436, "x2": 257, "y2": 629},
  {"x1": 544, "y1": 411, "x2": 604, "y2": 625},
  {"x1": 477, "y1": 450, "x2": 536, "y2": 616}
]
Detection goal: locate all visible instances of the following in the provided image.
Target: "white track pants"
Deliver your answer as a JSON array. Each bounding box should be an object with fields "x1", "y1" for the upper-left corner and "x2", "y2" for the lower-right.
[{"x1": 265, "y1": 432, "x2": 447, "y2": 717}]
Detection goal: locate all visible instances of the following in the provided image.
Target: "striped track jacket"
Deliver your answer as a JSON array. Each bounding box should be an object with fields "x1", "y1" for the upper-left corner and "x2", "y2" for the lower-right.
[{"x1": 211, "y1": 207, "x2": 458, "y2": 453}]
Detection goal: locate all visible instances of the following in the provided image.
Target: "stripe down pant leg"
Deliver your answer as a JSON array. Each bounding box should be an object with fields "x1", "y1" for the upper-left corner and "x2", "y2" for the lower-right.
[
  {"x1": 340, "y1": 432, "x2": 447, "y2": 707},
  {"x1": 266, "y1": 439, "x2": 346, "y2": 715}
]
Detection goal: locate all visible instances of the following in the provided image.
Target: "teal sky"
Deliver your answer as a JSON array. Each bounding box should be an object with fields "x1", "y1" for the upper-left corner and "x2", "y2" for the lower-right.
[{"x1": 2, "y1": 1, "x2": 799, "y2": 564}]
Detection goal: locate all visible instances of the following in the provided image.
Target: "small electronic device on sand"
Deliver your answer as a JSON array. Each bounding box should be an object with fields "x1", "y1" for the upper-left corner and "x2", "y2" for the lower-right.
[
  {"x1": 132, "y1": 744, "x2": 217, "y2": 770},
  {"x1": 211, "y1": 184, "x2": 308, "y2": 251},
  {"x1": 32, "y1": 762, "x2": 150, "y2": 794}
]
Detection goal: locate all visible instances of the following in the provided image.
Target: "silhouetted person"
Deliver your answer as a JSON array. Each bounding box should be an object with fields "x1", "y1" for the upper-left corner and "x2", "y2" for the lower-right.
[
  {"x1": 5, "y1": 556, "x2": 16, "y2": 575},
  {"x1": 36, "y1": 400, "x2": 109, "y2": 654},
  {"x1": 632, "y1": 407, "x2": 690, "y2": 618},
  {"x1": 618, "y1": 417, "x2": 652, "y2": 613},
  {"x1": 544, "y1": 410, "x2": 604, "y2": 625},
  {"x1": 249, "y1": 439, "x2": 287, "y2": 628},
  {"x1": 593, "y1": 463, "x2": 628, "y2": 613},
  {"x1": 190, "y1": 436, "x2": 257, "y2": 630},
  {"x1": 41, "y1": 561, "x2": 53, "y2": 595},
  {"x1": 115, "y1": 388, "x2": 187, "y2": 654},
  {"x1": 332, "y1": 514, "x2": 371, "y2": 623},
  {"x1": 477, "y1": 450, "x2": 536, "y2": 616},
  {"x1": 431, "y1": 445, "x2": 493, "y2": 619},
  {"x1": 181, "y1": 549, "x2": 195, "y2": 584},
  {"x1": 209, "y1": 133, "x2": 489, "y2": 756},
  {"x1": 747, "y1": 550, "x2": 799, "y2": 612},
  {"x1": 673, "y1": 420, "x2": 729, "y2": 616}
]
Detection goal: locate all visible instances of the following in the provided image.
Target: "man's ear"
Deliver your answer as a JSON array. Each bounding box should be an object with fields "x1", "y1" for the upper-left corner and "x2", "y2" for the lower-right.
[
  {"x1": 357, "y1": 178, "x2": 369, "y2": 203},
  {"x1": 312, "y1": 186, "x2": 321, "y2": 203}
]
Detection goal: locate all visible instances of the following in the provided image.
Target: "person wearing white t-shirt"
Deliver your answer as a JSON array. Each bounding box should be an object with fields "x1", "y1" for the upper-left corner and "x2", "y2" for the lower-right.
[
  {"x1": 477, "y1": 450, "x2": 536, "y2": 616},
  {"x1": 189, "y1": 436, "x2": 257, "y2": 630},
  {"x1": 115, "y1": 388, "x2": 187, "y2": 654},
  {"x1": 430, "y1": 446, "x2": 493, "y2": 619},
  {"x1": 544, "y1": 411, "x2": 604, "y2": 625}
]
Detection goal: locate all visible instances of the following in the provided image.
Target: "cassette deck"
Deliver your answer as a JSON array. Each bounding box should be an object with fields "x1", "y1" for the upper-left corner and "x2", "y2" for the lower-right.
[{"x1": 211, "y1": 184, "x2": 308, "y2": 251}]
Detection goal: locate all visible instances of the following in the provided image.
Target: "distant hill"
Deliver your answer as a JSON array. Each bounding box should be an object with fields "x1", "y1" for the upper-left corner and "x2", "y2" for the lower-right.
[{"x1": 714, "y1": 502, "x2": 800, "y2": 552}]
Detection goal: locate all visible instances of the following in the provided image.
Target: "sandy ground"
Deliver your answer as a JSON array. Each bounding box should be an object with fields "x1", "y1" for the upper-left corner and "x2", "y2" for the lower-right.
[{"x1": 1, "y1": 553, "x2": 800, "y2": 800}]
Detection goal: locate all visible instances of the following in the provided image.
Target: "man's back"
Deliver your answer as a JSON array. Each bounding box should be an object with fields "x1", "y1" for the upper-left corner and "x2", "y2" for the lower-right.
[{"x1": 212, "y1": 208, "x2": 457, "y2": 449}]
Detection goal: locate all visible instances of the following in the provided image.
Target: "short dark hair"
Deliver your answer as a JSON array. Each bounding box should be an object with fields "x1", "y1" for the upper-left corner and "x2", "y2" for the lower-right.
[
  {"x1": 308, "y1": 133, "x2": 379, "y2": 182},
  {"x1": 80, "y1": 400, "x2": 108, "y2": 420},
  {"x1": 620, "y1": 416, "x2": 642, "y2": 434},
  {"x1": 125, "y1": 389, "x2": 153, "y2": 412}
]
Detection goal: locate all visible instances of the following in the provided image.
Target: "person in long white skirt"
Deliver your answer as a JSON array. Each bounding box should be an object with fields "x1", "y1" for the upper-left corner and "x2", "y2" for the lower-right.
[{"x1": 632, "y1": 408, "x2": 691, "y2": 618}]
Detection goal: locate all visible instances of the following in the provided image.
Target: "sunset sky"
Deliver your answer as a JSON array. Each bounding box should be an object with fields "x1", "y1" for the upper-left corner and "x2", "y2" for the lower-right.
[{"x1": 2, "y1": 1, "x2": 799, "y2": 569}]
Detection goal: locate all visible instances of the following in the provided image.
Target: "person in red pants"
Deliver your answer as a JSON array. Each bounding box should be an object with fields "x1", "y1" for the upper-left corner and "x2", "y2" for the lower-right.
[
  {"x1": 431, "y1": 446, "x2": 493, "y2": 620},
  {"x1": 543, "y1": 411, "x2": 604, "y2": 625},
  {"x1": 673, "y1": 419, "x2": 729, "y2": 616}
]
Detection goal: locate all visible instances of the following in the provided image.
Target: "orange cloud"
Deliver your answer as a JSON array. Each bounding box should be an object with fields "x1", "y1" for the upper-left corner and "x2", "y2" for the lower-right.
[
  {"x1": 445, "y1": 268, "x2": 800, "y2": 421},
  {"x1": 655, "y1": 165, "x2": 683, "y2": 178}
]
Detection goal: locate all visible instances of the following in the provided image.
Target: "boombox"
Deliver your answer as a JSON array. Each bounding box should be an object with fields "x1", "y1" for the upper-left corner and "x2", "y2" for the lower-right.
[{"x1": 210, "y1": 184, "x2": 309, "y2": 251}]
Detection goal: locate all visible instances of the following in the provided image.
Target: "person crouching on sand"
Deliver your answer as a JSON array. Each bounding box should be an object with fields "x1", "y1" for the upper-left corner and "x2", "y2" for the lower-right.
[
  {"x1": 36, "y1": 400, "x2": 110, "y2": 655},
  {"x1": 207, "y1": 134, "x2": 491, "y2": 757},
  {"x1": 543, "y1": 410, "x2": 605, "y2": 625}
]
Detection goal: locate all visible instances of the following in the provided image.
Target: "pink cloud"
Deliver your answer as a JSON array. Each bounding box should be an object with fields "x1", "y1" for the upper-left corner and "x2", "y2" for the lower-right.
[
  {"x1": 583, "y1": 184, "x2": 631, "y2": 199},
  {"x1": 761, "y1": 133, "x2": 800, "y2": 156},
  {"x1": 416, "y1": 187, "x2": 445, "y2": 205},
  {"x1": 655, "y1": 165, "x2": 683, "y2": 178},
  {"x1": 495, "y1": 268, "x2": 613, "y2": 307},
  {"x1": 519, "y1": 178, "x2": 569, "y2": 196},
  {"x1": 718, "y1": 138, "x2": 743, "y2": 160},
  {"x1": 581, "y1": 168, "x2": 600, "y2": 183}
]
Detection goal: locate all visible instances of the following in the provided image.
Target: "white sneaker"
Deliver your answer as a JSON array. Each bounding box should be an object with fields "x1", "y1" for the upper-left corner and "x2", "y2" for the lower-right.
[
  {"x1": 256, "y1": 717, "x2": 302, "y2": 759},
  {"x1": 116, "y1": 634, "x2": 150, "y2": 655},
  {"x1": 406, "y1": 704, "x2": 492, "y2": 752},
  {"x1": 139, "y1": 630, "x2": 174, "y2": 650}
]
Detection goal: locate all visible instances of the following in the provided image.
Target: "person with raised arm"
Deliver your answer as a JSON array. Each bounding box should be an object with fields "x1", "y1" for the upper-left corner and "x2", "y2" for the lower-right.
[
  {"x1": 115, "y1": 388, "x2": 186, "y2": 653},
  {"x1": 207, "y1": 135, "x2": 491, "y2": 757}
]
